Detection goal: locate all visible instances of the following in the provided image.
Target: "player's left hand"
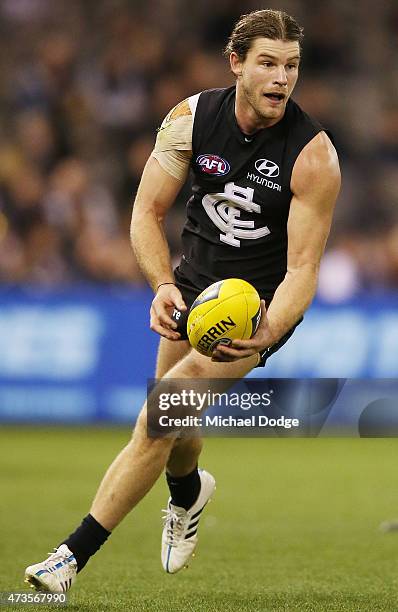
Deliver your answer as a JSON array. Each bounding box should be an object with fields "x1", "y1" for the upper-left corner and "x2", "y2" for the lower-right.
[{"x1": 211, "y1": 301, "x2": 275, "y2": 362}]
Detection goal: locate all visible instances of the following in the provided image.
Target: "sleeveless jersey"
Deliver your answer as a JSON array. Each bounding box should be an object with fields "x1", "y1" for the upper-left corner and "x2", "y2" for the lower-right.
[{"x1": 175, "y1": 85, "x2": 326, "y2": 301}]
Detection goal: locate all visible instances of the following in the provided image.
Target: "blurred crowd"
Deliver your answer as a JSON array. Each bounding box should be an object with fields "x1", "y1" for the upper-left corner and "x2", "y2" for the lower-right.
[{"x1": 0, "y1": 0, "x2": 397, "y2": 299}]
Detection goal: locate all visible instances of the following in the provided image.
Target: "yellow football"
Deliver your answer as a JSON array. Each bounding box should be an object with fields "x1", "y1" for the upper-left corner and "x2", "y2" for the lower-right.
[{"x1": 187, "y1": 278, "x2": 261, "y2": 357}]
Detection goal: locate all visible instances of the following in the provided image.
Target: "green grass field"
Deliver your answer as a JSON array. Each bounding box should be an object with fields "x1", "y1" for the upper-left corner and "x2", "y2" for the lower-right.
[{"x1": 2, "y1": 428, "x2": 398, "y2": 611}]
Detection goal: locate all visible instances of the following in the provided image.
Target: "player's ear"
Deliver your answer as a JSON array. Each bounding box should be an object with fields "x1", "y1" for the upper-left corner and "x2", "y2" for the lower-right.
[{"x1": 230, "y1": 52, "x2": 243, "y2": 77}]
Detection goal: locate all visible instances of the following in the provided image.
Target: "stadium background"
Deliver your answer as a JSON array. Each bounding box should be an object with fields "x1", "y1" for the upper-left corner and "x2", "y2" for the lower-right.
[{"x1": 1, "y1": 2, "x2": 398, "y2": 610}]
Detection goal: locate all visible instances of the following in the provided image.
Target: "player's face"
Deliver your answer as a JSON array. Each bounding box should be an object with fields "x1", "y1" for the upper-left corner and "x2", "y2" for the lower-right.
[{"x1": 231, "y1": 38, "x2": 300, "y2": 128}]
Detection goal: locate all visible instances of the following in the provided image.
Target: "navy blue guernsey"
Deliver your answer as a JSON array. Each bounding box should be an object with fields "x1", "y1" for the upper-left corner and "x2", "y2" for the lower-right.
[{"x1": 175, "y1": 85, "x2": 327, "y2": 301}]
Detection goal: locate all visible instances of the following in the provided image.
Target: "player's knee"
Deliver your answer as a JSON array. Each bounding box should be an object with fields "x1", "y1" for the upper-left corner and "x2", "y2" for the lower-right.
[
  {"x1": 171, "y1": 435, "x2": 203, "y2": 456},
  {"x1": 131, "y1": 405, "x2": 157, "y2": 441},
  {"x1": 132, "y1": 404, "x2": 181, "y2": 451}
]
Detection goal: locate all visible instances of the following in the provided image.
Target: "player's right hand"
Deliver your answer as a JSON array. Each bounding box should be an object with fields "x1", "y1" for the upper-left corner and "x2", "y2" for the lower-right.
[{"x1": 150, "y1": 284, "x2": 187, "y2": 340}]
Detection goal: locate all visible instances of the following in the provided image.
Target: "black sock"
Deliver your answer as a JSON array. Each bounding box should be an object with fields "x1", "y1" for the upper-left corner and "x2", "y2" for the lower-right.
[
  {"x1": 166, "y1": 466, "x2": 201, "y2": 510},
  {"x1": 60, "y1": 514, "x2": 110, "y2": 572}
]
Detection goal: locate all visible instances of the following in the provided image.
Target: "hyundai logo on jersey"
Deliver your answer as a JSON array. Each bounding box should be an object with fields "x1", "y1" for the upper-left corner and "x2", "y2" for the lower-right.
[
  {"x1": 197, "y1": 154, "x2": 230, "y2": 176},
  {"x1": 255, "y1": 159, "x2": 280, "y2": 178}
]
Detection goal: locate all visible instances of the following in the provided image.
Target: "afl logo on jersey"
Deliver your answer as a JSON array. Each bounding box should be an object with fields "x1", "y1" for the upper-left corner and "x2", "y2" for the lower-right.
[
  {"x1": 197, "y1": 154, "x2": 230, "y2": 176},
  {"x1": 255, "y1": 159, "x2": 280, "y2": 178}
]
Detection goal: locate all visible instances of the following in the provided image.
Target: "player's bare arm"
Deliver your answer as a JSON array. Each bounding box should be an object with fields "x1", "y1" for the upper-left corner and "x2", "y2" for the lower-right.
[
  {"x1": 214, "y1": 131, "x2": 341, "y2": 361},
  {"x1": 131, "y1": 158, "x2": 187, "y2": 339},
  {"x1": 266, "y1": 131, "x2": 341, "y2": 338},
  {"x1": 130, "y1": 100, "x2": 192, "y2": 340}
]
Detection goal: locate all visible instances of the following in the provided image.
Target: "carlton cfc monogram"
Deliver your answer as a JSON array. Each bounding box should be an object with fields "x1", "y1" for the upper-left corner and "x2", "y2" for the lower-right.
[{"x1": 202, "y1": 182, "x2": 270, "y2": 247}]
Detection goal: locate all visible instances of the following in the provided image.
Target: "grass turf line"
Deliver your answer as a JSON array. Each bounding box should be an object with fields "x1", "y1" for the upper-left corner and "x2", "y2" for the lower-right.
[{"x1": 1, "y1": 427, "x2": 398, "y2": 611}]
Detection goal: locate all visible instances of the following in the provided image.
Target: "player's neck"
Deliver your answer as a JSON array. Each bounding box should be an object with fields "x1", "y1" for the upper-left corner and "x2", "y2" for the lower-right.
[{"x1": 234, "y1": 88, "x2": 284, "y2": 134}]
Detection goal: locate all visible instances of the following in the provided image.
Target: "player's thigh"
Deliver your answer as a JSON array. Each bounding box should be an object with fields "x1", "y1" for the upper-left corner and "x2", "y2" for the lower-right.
[
  {"x1": 132, "y1": 338, "x2": 189, "y2": 436},
  {"x1": 164, "y1": 348, "x2": 258, "y2": 381},
  {"x1": 155, "y1": 337, "x2": 191, "y2": 378},
  {"x1": 158, "y1": 350, "x2": 258, "y2": 425}
]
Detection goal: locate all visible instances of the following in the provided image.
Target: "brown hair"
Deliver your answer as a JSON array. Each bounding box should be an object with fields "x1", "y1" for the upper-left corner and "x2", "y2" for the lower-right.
[{"x1": 223, "y1": 9, "x2": 304, "y2": 60}]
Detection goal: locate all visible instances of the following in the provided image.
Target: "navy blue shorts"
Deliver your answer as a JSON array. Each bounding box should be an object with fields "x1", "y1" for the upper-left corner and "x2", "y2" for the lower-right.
[{"x1": 172, "y1": 277, "x2": 302, "y2": 368}]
